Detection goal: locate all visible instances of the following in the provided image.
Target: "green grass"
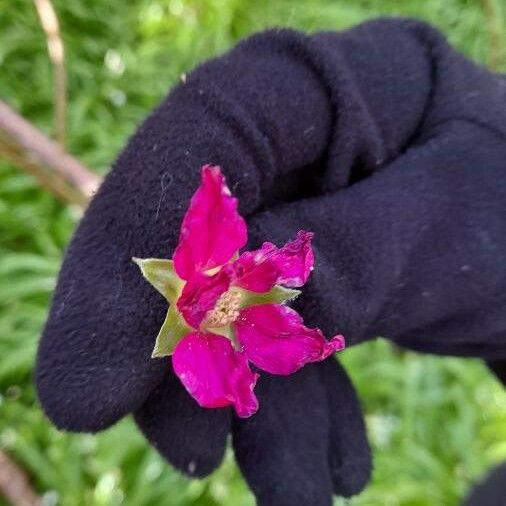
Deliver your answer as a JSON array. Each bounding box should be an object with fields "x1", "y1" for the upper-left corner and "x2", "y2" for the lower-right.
[{"x1": 0, "y1": 1, "x2": 505, "y2": 505}]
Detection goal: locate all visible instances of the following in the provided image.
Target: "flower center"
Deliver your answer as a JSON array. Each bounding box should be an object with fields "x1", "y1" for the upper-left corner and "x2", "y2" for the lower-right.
[{"x1": 203, "y1": 290, "x2": 241, "y2": 328}]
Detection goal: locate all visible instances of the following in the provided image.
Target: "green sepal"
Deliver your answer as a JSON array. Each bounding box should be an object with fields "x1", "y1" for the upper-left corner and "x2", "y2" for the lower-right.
[
  {"x1": 151, "y1": 305, "x2": 190, "y2": 358},
  {"x1": 208, "y1": 324, "x2": 241, "y2": 351},
  {"x1": 238, "y1": 285, "x2": 301, "y2": 307},
  {"x1": 132, "y1": 257, "x2": 183, "y2": 304}
]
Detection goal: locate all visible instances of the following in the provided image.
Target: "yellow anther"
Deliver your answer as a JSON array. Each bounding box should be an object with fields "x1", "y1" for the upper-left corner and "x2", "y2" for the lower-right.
[{"x1": 203, "y1": 290, "x2": 241, "y2": 328}]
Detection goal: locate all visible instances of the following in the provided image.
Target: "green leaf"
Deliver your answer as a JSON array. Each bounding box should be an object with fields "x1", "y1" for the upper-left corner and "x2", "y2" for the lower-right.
[
  {"x1": 238, "y1": 285, "x2": 301, "y2": 307},
  {"x1": 132, "y1": 257, "x2": 183, "y2": 303},
  {"x1": 151, "y1": 305, "x2": 190, "y2": 358}
]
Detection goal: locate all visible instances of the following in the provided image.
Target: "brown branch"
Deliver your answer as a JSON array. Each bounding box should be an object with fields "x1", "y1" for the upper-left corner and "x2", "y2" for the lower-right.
[
  {"x1": 0, "y1": 451, "x2": 41, "y2": 506},
  {"x1": 0, "y1": 100, "x2": 101, "y2": 208},
  {"x1": 481, "y1": 0, "x2": 505, "y2": 71},
  {"x1": 33, "y1": 0, "x2": 67, "y2": 147}
]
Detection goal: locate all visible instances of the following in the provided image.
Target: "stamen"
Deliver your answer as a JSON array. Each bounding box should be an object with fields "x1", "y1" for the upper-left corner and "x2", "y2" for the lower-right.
[{"x1": 203, "y1": 290, "x2": 241, "y2": 328}]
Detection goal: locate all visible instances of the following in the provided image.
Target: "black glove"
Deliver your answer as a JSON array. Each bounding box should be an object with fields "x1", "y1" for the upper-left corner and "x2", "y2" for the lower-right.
[
  {"x1": 35, "y1": 17, "x2": 506, "y2": 506},
  {"x1": 463, "y1": 462, "x2": 506, "y2": 506}
]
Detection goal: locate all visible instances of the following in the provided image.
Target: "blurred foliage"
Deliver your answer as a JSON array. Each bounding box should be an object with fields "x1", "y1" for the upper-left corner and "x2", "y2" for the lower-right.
[{"x1": 0, "y1": 0, "x2": 505, "y2": 505}]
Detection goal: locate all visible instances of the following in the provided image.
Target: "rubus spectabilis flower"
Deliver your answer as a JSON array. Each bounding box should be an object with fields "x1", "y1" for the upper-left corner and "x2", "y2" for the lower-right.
[{"x1": 134, "y1": 165, "x2": 344, "y2": 417}]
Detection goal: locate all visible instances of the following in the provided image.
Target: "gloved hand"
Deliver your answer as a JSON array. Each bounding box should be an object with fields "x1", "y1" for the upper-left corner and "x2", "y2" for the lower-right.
[
  {"x1": 463, "y1": 462, "x2": 506, "y2": 506},
  {"x1": 35, "y1": 17, "x2": 506, "y2": 506}
]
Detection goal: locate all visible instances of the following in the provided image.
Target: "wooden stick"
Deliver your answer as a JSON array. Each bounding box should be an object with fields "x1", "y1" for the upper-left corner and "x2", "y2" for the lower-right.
[
  {"x1": 0, "y1": 100, "x2": 101, "y2": 207},
  {"x1": 0, "y1": 451, "x2": 41, "y2": 506},
  {"x1": 33, "y1": 0, "x2": 67, "y2": 147}
]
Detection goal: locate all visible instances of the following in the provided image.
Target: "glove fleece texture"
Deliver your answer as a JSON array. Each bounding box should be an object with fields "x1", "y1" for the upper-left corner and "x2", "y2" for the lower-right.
[
  {"x1": 36, "y1": 17, "x2": 506, "y2": 506},
  {"x1": 463, "y1": 462, "x2": 506, "y2": 506}
]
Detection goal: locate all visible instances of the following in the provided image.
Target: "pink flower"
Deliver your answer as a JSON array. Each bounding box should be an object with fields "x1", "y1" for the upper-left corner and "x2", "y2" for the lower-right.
[{"x1": 135, "y1": 165, "x2": 344, "y2": 418}]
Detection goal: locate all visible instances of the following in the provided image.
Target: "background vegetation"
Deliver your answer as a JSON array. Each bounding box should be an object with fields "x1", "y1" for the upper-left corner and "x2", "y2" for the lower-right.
[{"x1": 0, "y1": 0, "x2": 505, "y2": 505}]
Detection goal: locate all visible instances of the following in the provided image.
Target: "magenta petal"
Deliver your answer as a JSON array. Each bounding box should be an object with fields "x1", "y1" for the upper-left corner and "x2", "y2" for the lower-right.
[
  {"x1": 272, "y1": 231, "x2": 315, "y2": 287},
  {"x1": 172, "y1": 331, "x2": 259, "y2": 417},
  {"x1": 235, "y1": 304, "x2": 345, "y2": 375},
  {"x1": 173, "y1": 165, "x2": 247, "y2": 280},
  {"x1": 176, "y1": 268, "x2": 231, "y2": 329},
  {"x1": 233, "y1": 231, "x2": 314, "y2": 292},
  {"x1": 232, "y1": 243, "x2": 280, "y2": 292}
]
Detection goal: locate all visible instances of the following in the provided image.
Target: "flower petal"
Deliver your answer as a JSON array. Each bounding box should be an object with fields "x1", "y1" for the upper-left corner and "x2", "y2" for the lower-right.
[
  {"x1": 176, "y1": 268, "x2": 232, "y2": 329},
  {"x1": 172, "y1": 331, "x2": 259, "y2": 418},
  {"x1": 232, "y1": 231, "x2": 314, "y2": 292},
  {"x1": 271, "y1": 231, "x2": 314, "y2": 287},
  {"x1": 173, "y1": 165, "x2": 247, "y2": 280},
  {"x1": 232, "y1": 243, "x2": 279, "y2": 292},
  {"x1": 234, "y1": 304, "x2": 345, "y2": 375}
]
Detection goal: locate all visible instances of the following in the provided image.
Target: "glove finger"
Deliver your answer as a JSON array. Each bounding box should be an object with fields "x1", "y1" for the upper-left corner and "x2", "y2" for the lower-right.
[
  {"x1": 463, "y1": 462, "x2": 506, "y2": 506},
  {"x1": 319, "y1": 358, "x2": 371, "y2": 497},
  {"x1": 35, "y1": 176, "x2": 169, "y2": 432},
  {"x1": 134, "y1": 364, "x2": 231, "y2": 478},
  {"x1": 232, "y1": 364, "x2": 333, "y2": 506},
  {"x1": 248, "y1": 122, "x2": 506, "y2": 357},
  {"x1": 34, "y1": 27, "x2": 334, "y2": 433},
  {"x1": 485, "y1": 359, "x2": 506, "y2": 387}
]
